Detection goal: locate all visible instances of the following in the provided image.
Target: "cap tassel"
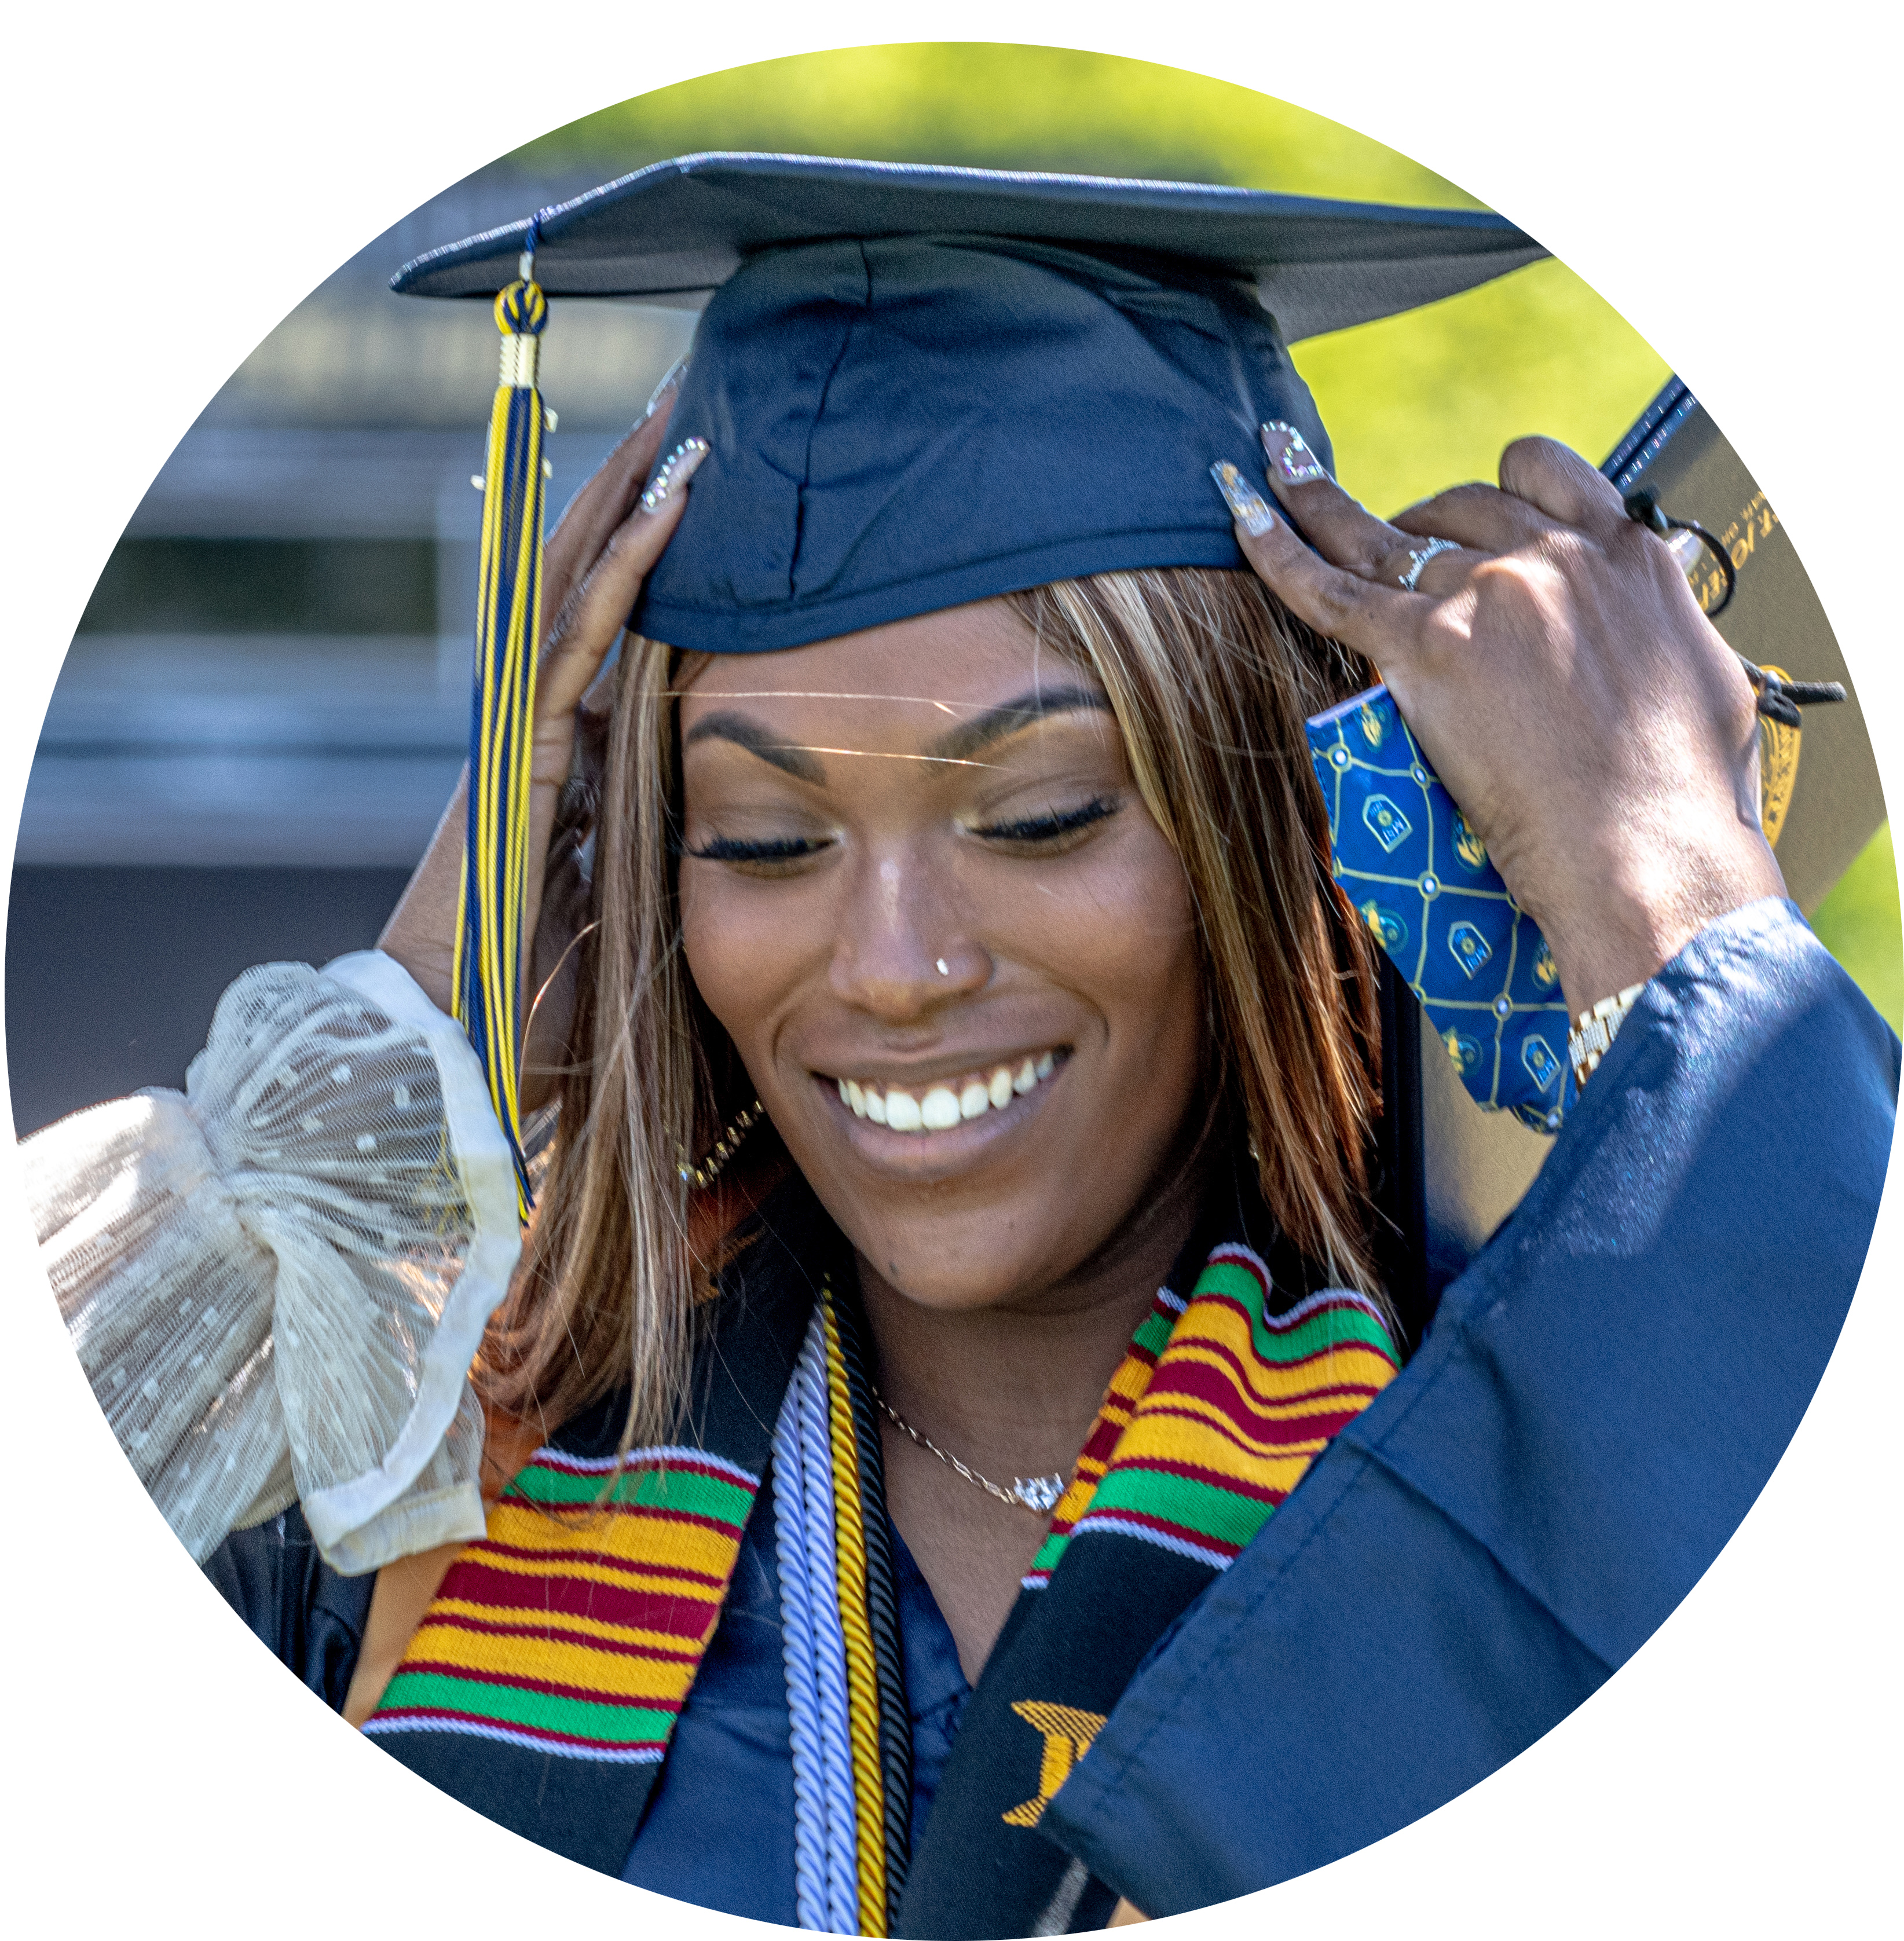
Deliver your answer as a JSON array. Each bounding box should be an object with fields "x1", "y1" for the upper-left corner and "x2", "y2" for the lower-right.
[{"x1": 455, "y1": 246, "x2": 550, "y2": 1217}]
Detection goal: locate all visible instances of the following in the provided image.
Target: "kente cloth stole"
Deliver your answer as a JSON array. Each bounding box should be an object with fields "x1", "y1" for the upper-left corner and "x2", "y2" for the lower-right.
[
  {"x1": 360, "y1": 1192, "x2": 827, "y2": 1880},
  {"x1": 360, "y1": 1438, "x2": 772, "y2": 1873},
  {"x1": 893, "y1": 1239, "x2": 1400, "y2": 1939},
  {"x1": 362, "y1": 1193, "x2": 1399, "y2": 1934},
  {"x1": 364, "y1": 1445, "x2": 757, "y2": 1763}
]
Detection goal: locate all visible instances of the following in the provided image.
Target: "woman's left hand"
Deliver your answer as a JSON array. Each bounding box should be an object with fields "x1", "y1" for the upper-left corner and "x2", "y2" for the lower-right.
[{"x1": 1218, "y1": 428, "x2": 1785, "y2": 1020}]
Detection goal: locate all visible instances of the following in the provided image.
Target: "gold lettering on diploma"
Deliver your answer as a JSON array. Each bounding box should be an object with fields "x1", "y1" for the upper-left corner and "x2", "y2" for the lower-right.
[
  {"x1": 1757, "y1": 665, "x2": 1802, "y2": 849},
  {"x1": 1685, "y1": 490, "x2": 1779, "y2": 613},
  {"x1": 1660, "y1": 488, "x2": 1800, "y2": 843}
]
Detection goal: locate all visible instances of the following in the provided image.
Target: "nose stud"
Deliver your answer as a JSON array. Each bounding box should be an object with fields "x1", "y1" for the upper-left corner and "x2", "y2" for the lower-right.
[{"x1": 935, "y1": 958, "x2": 950, "y2": 977}]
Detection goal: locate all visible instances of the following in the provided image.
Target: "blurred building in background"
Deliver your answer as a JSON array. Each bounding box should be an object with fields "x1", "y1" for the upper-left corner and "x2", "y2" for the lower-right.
[{"x1": 8, "y1": 156, "x2": 690, "y2": 1133}]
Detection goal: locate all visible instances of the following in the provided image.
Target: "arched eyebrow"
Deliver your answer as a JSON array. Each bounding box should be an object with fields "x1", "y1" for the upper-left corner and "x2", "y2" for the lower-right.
[
  {"x1": 682, "y1": 711, "x2": 827, "y2": 782},
  {"x1": 681, "y1": 684, "x2": 1112, "y2": 780},
  {"x1": 924, "y1": 684, "x2": 1112, "y2": 761}
]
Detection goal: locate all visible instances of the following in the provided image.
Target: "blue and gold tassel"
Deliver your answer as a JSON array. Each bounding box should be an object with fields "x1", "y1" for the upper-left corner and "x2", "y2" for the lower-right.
[{"x1": 455, "y1": 243, "x2": 552, "y2": 1214}]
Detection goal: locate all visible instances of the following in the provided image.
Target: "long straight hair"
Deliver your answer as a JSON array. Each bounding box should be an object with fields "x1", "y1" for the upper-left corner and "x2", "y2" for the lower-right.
[{"x1": 478, "y1": 567, "x2": 1383, "y2": 1445}]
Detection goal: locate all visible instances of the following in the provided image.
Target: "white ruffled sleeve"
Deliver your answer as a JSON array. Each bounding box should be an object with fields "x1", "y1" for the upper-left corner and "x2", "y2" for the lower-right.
[{"x1": 27, "y1": 949, "x2": 521, "y2": 1575}]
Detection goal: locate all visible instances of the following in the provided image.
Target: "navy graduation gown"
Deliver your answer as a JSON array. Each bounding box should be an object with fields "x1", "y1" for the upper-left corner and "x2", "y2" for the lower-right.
[
  {"x1": 204, "y1": 897, "x2": 1895, "y2": 1920},
  {"x1": 1041, "y1": 898, "x2": 1898, "y2": 1914}
]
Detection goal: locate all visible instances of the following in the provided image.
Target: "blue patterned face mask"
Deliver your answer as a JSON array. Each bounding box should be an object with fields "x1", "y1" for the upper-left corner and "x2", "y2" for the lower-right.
[{"x1": 1307, "y1": 685, "x2": 1576, "y2": 1134}]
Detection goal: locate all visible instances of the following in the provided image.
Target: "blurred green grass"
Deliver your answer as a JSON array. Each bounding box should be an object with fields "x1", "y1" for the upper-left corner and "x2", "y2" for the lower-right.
[
  {"x1": 515, "y1": 44, "x2": 1901, "y2": 1028},
  {"x1": 1813, "y1": 826, "x2": 1903, "y2": 1034}
]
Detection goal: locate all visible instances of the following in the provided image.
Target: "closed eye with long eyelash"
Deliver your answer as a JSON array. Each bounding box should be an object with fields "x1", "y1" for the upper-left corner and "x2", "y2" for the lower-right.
[
  {"x1": 969, "y1": 797, "x2": 1119, "y2": 846},
  {"x1": 686, "y1": 836, "x2": 830, "y2": 865}
]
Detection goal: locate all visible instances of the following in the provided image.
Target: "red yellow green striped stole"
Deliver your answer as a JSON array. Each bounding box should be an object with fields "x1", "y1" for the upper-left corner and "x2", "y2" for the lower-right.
[
  {"x1": 1026, "y1": 1242, "x2": 1400, "y2": 1588},
  {"x1": 894, "y1": 1241, "x2": 1401, "y2": 1935},
  {"x1": 362, "y1": 1226, "x2": 1400, "y2": 1931},
  {"x1": 364, "y1": 1445, "x2": 759, "y2": 1761}
]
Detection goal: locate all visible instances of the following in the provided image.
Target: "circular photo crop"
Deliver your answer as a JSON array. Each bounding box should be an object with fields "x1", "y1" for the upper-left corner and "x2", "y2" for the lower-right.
[{"x1": 16, "y1": 41, "x2": 1897, "y2": 1938}]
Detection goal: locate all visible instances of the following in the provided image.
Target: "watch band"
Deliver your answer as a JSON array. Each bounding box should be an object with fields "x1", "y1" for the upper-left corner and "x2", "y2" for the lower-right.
[{"x1": 1568, "y1": 982, "x2": 1647, "y2": 1090}]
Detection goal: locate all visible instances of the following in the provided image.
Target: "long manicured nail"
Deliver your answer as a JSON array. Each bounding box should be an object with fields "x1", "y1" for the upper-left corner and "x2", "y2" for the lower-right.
[
  {"x1": 640, "y1": 437, "x2": 709, "y2": 511},
  {"x1": 1261, "y1": 420, "x2": 1329, "y2": 485},
  {"x1": 643, "y1": 354, "x2": 690, "y2": 419},
  {"x1": 1210, "y1": 461, "x2": 1277, "y2": 537}
]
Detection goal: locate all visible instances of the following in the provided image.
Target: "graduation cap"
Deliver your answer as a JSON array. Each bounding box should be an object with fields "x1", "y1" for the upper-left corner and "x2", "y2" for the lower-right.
[
  {"x1": 393, "y1": 149, "x2": 1546, "y2": 333},
  {"x1": 393, "y1": 151, "x2": 1547, "y2": 1198}
]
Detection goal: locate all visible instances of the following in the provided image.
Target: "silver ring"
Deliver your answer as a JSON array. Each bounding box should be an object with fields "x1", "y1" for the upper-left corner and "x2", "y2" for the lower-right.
[{"x1": 1398, "y1": 536, "x2": 1460, "y2": 592}]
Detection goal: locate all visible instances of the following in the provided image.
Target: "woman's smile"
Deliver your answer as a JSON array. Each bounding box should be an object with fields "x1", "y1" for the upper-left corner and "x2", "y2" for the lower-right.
[
  {"x1": 677, "y1": 598, "x2": 1207, "y2": 1314},
  {"x1": 813, "y1": 1046, "x2": 1067, "y2": 1174},
  {"x1": 829, "y1": 1046, "x2": 1061, "y2": 1129}
]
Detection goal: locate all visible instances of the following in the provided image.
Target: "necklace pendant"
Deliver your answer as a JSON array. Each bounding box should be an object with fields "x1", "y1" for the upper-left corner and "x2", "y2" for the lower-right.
[{"x1": 1013, "y1": 1474, "x2": 1065, "y2": 1515}]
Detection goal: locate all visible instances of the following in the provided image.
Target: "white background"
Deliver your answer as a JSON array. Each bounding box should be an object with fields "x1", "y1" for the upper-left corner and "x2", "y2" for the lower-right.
[{"x1": 5, "y1": 3, "x2": 1896, "y2": 1933}]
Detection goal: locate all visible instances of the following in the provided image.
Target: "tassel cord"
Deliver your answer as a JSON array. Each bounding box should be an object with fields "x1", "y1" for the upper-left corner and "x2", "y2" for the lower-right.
[
  {"x1": 772, "y1": 1358, "x2": 834, "y2": 1932},
  {"x1": 456, "y1": 272, "x2": 550, "y2": 1217},
  {"x1": 794, "y1": 1324, "x2": 862, "y2": 1933},
  {"x1": 822, "y1": 1290, "x2": 891, "y2": 1936},
  {"x1": 831, "y1": 1287, "x2": 913, "y2": 1910}
]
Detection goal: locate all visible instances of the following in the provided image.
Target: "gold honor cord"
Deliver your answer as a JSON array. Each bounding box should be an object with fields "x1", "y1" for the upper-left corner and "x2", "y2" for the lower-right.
[
  {"x1": 453, "y1": 254, "x2": 550, "y2": 1218},
  {"x1": 822, "y1": 1286, "x2": 891, "y2": 1935}
]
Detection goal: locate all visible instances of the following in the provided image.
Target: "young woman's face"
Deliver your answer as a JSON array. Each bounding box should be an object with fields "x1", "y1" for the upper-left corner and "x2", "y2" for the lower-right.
[{"x1": 676, "y1": 599, "x2": 1207, "y2": 1314}]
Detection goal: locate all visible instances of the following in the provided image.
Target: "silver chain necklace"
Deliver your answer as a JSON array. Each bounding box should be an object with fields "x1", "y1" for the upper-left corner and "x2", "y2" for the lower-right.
[{"x1": 873, "y1": 1391, "x2": 1068, "y2": 1515}]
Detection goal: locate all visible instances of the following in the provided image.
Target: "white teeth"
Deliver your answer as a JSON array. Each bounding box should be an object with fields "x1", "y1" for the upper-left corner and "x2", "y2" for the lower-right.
[
  {"x1": 837, "y1": 1051, "x2": 1064, "y2": 1136},
  {"x1": 921, "y1": 1087, "x2": 962, "y2": 1131}
]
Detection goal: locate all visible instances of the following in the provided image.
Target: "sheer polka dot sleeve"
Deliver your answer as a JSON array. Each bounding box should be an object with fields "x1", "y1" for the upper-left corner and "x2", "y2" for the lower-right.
[{"x1": 25, "y1": 951, "x2": 521, "y2": 1575}]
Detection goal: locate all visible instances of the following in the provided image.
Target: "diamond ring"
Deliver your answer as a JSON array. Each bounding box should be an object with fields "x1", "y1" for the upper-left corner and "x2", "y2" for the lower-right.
[{"x1": 1398, "y1": 536, "x2": 1460, "y2": 592}]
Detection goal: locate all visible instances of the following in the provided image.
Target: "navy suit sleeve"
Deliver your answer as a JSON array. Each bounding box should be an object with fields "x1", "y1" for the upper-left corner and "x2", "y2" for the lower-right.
[
  {"x1": 1043, "y1": 899, "x2": 1898, "y2": 1915},
  {"x1": 202, "y1": 1504, "x2": 375, "y2": 1712}
]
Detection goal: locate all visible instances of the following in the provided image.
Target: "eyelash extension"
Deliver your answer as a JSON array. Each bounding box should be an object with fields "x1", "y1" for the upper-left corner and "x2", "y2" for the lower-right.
[
  {"x1": 679, "y1": 797, "x2": 1117, "y2": 863},
  {"x1": 971, "y1": 796, "x2": 1119, "y2": 844},
  {"x1": 684, "y1": 835, "x2": 830, "y2": 863}
]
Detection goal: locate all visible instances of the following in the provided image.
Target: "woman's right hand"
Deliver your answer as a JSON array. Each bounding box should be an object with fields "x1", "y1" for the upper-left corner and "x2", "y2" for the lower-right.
[
  {"x1": 378, "y1": 368, "x2": 705, "y2": 1047},
  {"x1": 1221, "y1": 429, "x2": 1785, "y2": 1024}
]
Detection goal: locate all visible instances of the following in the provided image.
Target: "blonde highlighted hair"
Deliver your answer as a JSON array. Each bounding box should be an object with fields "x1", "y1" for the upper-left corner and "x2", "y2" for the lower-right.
[{"x1": 479, "y1": 567, "x2": 1383, "y2": 1446}]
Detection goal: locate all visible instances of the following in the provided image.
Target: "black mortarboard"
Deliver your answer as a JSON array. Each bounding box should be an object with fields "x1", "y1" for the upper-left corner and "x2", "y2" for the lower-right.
[{"x1": 394, "y1": 152, "x2": 1544, "y2": 655}]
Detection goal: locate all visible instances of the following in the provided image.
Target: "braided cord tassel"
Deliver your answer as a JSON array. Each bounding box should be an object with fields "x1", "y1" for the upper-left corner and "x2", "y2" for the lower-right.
[
  {"x1": 775, "y1": 1306, "x2": 862, "y2": 1931},
  {"x1": 831, "y1": 1292, "x2": 913, "y2": 1906},
  {"x1": 822, "y1": 1284, "x2": 891, "y2": 1935},
  {"x1": 795, "y1": 1320, "x2": 862, "y2": 1932},
  {"x1": 453, "y1": 262, "x2": 550, "y2": 1215},
  {"x1": 772, "y1": 1351, "x2": 834, "y2": 1932}
]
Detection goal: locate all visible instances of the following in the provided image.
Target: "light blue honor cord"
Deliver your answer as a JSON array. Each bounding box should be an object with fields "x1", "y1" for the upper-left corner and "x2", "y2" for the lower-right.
[{"x1": 772, "y1": 1307, "x2": 862, "y2": 1933}]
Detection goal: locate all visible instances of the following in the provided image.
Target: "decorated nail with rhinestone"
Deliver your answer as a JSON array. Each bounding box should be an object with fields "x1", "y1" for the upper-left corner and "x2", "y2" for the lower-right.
[
  {"x1": 1210, "y1": 461, "x2": 1277, "y2": 537},
  {"x1": 640, "y1": 437, "x2": 709, "y2": 512},
  {"x1": 1261, "y1": 420, "x2": 1330, "y2": 485},
  {"x1": 643, "y1": 354, "x2": 690, "y2": 419}
]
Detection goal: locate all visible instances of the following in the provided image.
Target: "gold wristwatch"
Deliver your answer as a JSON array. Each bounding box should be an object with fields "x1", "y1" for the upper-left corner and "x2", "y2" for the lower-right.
[{"x1": 1568, "y1": 982, "x2": 1647, "y2": 1090}]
